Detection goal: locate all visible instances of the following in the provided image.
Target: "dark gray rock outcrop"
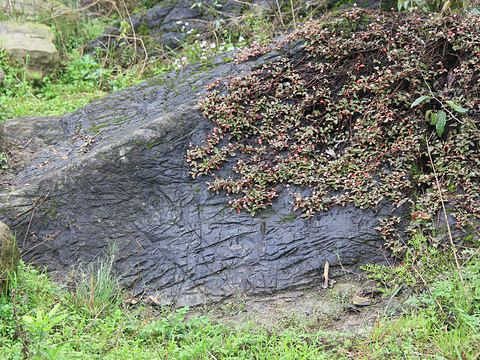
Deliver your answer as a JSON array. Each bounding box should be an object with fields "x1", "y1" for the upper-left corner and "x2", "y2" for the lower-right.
[{"x1": 0, "y1": 46, "x2": 400, "y2": 306}]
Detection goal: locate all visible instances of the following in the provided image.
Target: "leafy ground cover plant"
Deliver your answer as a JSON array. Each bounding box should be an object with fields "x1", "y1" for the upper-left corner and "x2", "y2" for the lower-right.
[
  {"x1": 187, "y1": 7, "x2": 480, "y2": 254},
  {"x1": 1, "y1": 249, "x2": 479, "y2": 359},
  {"x1": 0, "y1": 261, "x2": 352, "y2": 359},
  {"x1": 356, "y1": 247, "x2": 480, "y2": 359}
]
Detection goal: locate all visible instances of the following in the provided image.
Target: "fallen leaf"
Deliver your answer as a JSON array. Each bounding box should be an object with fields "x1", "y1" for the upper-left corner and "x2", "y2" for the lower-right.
[
  {"x1": 411, "y1": 211, "x2": 430, "y2": 221},
  {"x1": 325, "y1": 147, "x2": 336, "y2": 158},
  {"x1": 352, "y1": 295, "x2": 371, "y2": 306}
]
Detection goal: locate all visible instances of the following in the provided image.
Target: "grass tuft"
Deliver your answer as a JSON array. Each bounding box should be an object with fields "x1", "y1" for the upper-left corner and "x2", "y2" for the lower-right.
[{"x1": 70, "y1": 254, "x2": 123, "y2": 316}]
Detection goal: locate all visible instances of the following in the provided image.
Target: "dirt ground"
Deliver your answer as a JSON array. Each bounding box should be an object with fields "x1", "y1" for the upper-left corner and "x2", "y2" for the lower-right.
[{"x1": 181, "y1": 270, "x2": 410, "y2": 338}]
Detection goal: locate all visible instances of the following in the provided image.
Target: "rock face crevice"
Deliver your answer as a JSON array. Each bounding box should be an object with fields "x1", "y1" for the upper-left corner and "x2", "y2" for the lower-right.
[{"x1": 0, "y1": 45, "x2": 399, "y2": 306}]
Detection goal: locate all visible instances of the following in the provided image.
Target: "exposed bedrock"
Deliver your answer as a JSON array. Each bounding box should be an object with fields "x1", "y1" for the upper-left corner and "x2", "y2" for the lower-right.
[{"x1": 0, "y1": 48, "x2": 401, "y2": 306}]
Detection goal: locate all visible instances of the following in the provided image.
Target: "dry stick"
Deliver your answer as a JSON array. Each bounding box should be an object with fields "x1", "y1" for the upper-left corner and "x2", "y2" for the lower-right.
[
  {"x1": 119, "y1": 0, "x2": 138, "y2": 54},
  {"x1": 38, "y1": 0, "x2": 103, "y2": 23},
  {"x1": 22, "y1": 190, "x2": 51, "y2": 247},
  {"x1": 96, "y1": 34, "x2": 149, "y2": 74},
  {"x1": 14, "y1": 73, "x2": 40, "y2": 103},
  {"x1": 206, "y1": 349, "x2": 218, "y2": 360},
  {"x1": 274, "y1": 0, "x2": 286, "y2": 29},
  {"x1": 21, "y1": 232, "x2": 59, "y2": 256},
  {"x1": 264, "y1": 0, "x2": 285, "y2": 29},
  {"x1": 290, "y1": 0, "x2": 296, "y2": 29},
  {"x1": 472, "y1": 348, "x2": 480, "y2": 360},
  {"x1": 52, "y1": 16, "x2": 68, "y2": 56},
  {"x1": 412, "y1": 266, "x2": 446, "y2": 316},
  {"x1": 77, "y1": 130, "x2": 103, "y2": 150},
  {"x1": 23, "y1": 206, "x2": 36, "y2": 248},
  {"x1": 231, "y1": 0, "x2": 271, "y2": 11},
  {"x1": 425, "y1": 135, "x2": 468, "y2": 297},
  {"x1": 20, "y1": 137, "x2": 33, "y2": 150}
]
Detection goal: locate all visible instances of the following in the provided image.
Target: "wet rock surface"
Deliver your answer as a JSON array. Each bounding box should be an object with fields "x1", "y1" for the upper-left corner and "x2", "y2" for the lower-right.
[{"x1": 0, "y1": 41, "x2": 401, "y2": 306}]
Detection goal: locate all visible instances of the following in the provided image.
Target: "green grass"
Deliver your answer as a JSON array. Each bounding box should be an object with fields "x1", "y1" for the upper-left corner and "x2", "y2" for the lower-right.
[
  {"x1": 0, "y1": 261, "x2": 348, "y2": 359},
  {"x1": 2, "y1": 1, "x2": 480, "y2": 359},
  {"x1": 0, "y1": 0, "x2": 280, "y2": 123},
  {"x1": 1, "y1": 234, "x2": 480, "y2": 359}
]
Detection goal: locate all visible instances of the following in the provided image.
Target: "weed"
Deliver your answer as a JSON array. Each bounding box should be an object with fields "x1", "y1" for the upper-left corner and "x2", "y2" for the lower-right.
[
  {"x1": 70, "y1": 253, "x2": 123, "y2": 316},
  {"x1": 22, "y1": 303, "x2": 67, "y2": 358},
  {"x1": 0, "y1": 152, "x2": 7, "y2": 169}
]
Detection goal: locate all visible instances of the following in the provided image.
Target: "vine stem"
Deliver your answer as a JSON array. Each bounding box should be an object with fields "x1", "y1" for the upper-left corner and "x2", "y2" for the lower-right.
[
  {"x1": 425, "y1": 134, "x2": 468, "y2": 297},
  {"x1": 424, "y1": 80, "x2": 479, "y2": 135}
]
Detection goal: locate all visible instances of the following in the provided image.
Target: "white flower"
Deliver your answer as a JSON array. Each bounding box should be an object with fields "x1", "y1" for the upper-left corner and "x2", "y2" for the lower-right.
[
  {"x1": 176, "y1": 21, "x2": 182, "y2": 25},
  {"x1": 238, "y1": 36, "x2": 245, "y2": 42},
  {"x1": 210, "y1": 43, "x2": 216, "y2": 49}
]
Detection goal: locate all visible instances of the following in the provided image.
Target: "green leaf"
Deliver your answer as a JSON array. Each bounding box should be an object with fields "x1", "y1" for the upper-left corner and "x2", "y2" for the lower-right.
[
  {"x1": 436, "y1": 110, "x2": 446, "y2": 137},
  {"x1": 445, "y1": 100, "x2": 468, "y2": 114},
  {"x1": 411, "y1": 95, "x2": 431, "y2": 108},
  {"x1": 48, "y1": 303, "x2": 61, "y2": 319},
  {"x1": 425, "y1": 110, "x2": 436, "y2": 124},
  {"x1": 22, "y1": 315, "x2": 35, "y2": 324}
]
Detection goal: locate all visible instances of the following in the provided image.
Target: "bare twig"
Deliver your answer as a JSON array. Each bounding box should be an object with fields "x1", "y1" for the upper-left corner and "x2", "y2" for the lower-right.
[
  {"x1": 11, "y1": 289, "x2": 30, "y2": 358},
  {"x1": 425, "y1": 135, "x2": 468, "y2": 297},
  {"x1": 206, "y1": 349, "x2": 218, "y2": 360},
  {"x1": 412, "y1": 266, "x2": 446, "y2": 316},
  {"x1": 290, "y1": 0, "x2": 296, "y2": 29},
  {"x1": 264, "y1": 0, "x2": 285, "y2": 29},
  {"x1": 20, "y1": 138, "x2": 33, "y2": 150},
  {"x1": 14, "y1": 73, "x2": 40, "y2": 103},
  {"x1": 119, "y1": 0, "x2": 138, "y2": 54},
  {"x1": 38, "y1": 0, "x2": 103, "y2": 23},
  {"x1": 23, "y1": 190, "x2": 50, "y2": 248},
  {"x1": 76, "y1": 130, "x2": 103, "y2": 150},
  {"x1": 23, "y1": 207, "x2": 35, "y2": 248}
]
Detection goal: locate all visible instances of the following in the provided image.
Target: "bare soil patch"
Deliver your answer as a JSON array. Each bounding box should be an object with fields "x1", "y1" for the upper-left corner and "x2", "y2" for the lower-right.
[{"x1": 185, "y1": 271, "x2": 410, "y2": 337}]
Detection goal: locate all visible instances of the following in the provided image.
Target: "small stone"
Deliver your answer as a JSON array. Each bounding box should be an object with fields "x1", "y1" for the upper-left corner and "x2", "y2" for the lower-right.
[{"x1": 332, "y1": 283, "x2": 361, "y2": 297}]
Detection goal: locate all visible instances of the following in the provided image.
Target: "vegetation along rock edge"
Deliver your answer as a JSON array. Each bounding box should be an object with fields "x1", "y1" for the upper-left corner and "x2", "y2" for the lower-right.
[{"x1": 0, "y1": 8, "x2": 479, "y2": 306}]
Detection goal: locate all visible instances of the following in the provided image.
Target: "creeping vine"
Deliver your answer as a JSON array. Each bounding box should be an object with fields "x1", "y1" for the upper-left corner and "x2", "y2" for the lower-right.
[{"x1": 187, "y1": 8, "x2": 480, "y2": 254}]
